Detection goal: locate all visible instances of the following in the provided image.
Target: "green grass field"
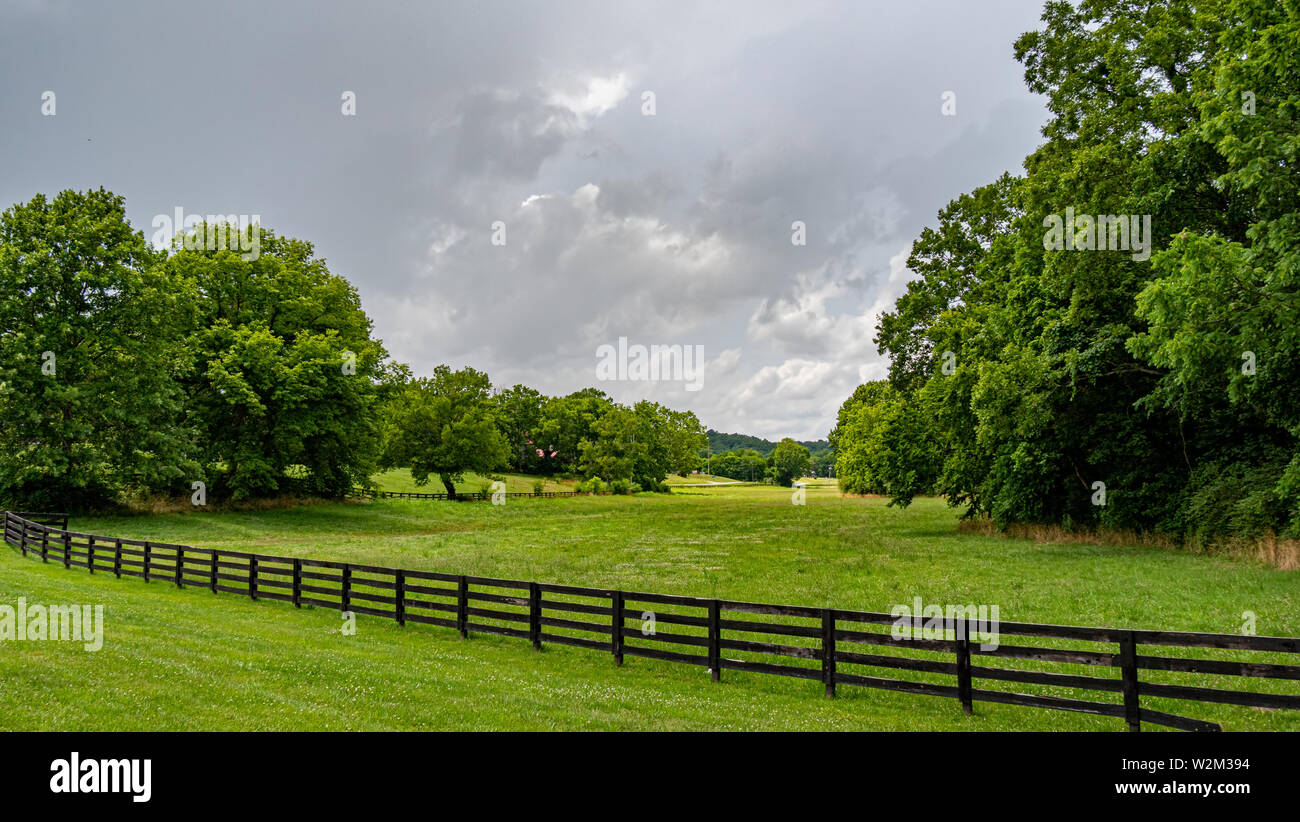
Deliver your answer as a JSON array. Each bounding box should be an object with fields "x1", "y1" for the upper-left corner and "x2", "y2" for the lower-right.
[
  {"x1": 368, "y1": 468, "x2": 576, "y2": 494},
  {"x1": 2, "y1": 483, "x2": 1296, "y2": 730}
]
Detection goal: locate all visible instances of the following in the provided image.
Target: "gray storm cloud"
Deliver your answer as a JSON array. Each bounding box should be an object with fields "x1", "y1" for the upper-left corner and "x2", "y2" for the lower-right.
[{"x1": 0, "y1": 0, "x2": 1048, "y2": 440}]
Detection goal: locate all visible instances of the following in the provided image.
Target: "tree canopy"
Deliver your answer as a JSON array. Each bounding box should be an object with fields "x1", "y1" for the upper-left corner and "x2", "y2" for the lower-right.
[
  {"x1": 0, "y1": 189, "x2": 195, "y2": 509},
  {"x1": 834, "y1": 0, "x2": 1300, "y2": 542},
  {"x1": 0, "y1": 184, "x2": 713, "y2": 510},
  {"x1": 170, "y1": 227, "x2": 400, "y2": 500},
  {"x1": 770, "y1": 438, "x2": 812, "y2": 487},
  {"x1": 380, "y1": 366, "x2": 509, "y2": 497},
  {"x1": 0, "y1": 194, "x2": 399, "y2": 509}
]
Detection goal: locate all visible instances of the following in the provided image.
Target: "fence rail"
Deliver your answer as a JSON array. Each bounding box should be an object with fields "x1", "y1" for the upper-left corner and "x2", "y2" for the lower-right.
[
  {"x1": 6, "y1": 510, "x2": 1300, "y2": 731},
  {"x1": 351, "y1": 488, "x2": 582, "y2": 501},
  {"x1": 11, "y1": 511, "x2": 69, "y2": 530}
]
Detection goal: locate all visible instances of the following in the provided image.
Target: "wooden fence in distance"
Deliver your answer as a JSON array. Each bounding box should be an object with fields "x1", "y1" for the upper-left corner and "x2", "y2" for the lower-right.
[
  {"x1": 352, "y1": 488, "x2": 582, "y2": 501},
  {"x1": 5, "y1": 510, "x2": 1300, "y2": 732}
]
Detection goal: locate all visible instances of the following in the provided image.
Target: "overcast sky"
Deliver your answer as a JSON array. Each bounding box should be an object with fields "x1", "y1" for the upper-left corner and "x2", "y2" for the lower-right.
[{"x1": 0, "y1": 0, "x2": 1050, "y2": 440}]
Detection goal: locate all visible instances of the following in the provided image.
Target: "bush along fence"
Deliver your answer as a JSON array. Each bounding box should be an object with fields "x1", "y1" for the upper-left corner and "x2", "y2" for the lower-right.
[
  {"x1": 5, "y1": 511, "x2": 1300, "y2": 731},
  {"x1": 351, "y1": 487, "x2": 582, "y2": 501}
]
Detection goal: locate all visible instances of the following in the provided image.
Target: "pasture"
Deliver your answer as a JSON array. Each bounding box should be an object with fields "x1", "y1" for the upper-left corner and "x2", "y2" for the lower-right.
[{"x1": 2, "y1": 484, "x2": 1296, "y2": 730}]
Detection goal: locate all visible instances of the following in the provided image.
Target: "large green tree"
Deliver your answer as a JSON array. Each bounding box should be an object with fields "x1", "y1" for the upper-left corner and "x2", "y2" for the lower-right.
[
  {"x1": 837, "y1": 0, "x2": 1299, "y2": 540},
  {"x1": 709, "y1": 448, "x2": 768, "y2": 482},
  {"x1": 165, "y1": 227, "x2": 398, "y2": 500},
  {"x1": 0, "y1": 189, "x2": 195, "y2": 510},
  {"x1": 579, "y1": 404, "x2": 647, "y2": 483},
  {"x1": 833, "y1": 381, "x2": 903, "y2": 496},
  {"x1": 380, "y1": 365, "x2": 508, "y2": 497},
  {"x1": 769, "y1": 438, "x2": 812, "y2": 487},
  {"x1": 536, "y1": 388, "x2": 614, "y2": 474},
  {"x1": 1128, "y1": 0, "x2": 1300, "y2": 536},
  {"x1": 576, "y1": 400, "x2": 702, "y2": 488},
  {"x1": 493, "y1": 383, "x2": 547, "y2": 472}
]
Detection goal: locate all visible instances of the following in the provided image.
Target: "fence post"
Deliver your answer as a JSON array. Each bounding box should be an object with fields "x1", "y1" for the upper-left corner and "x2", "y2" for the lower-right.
[
  {"x1": 611, "y1": 591, "x2": 624, "y2": 665},
  {"x1": 114, "y1": 539, "x2": 122, "y2": 579},
  {"x1": 457, "y1": 575, "x2": 468, "y2": 638},
  {"x1": 143, "y1": 541, "x2": 151, "y2": 581},
  {"x1": 395, "y1": 570, "x2": 406, "y2": 627},
  {"x1": 1119, "y1": 630, "x2": 1141, "y2": 732},
  {"x1": 62, "y1": 531, "x2": 70, "y2": 568},
  {"x1": 293, "y1": 559, "x2": 302, "y2": 608},
  {"x1": 209, "y1": 550, "x2": 218, "y2": 593},
  {"x1": 41, "y1": 528, "x2": 48, "y2": 563},
  {"x1": 822, "y1": 608, "x2": 836, "y2": 698},
  {"x1": 708, "y1": 600, "x2": 722, "y2": 682},
  {"x1": 340, "y1": 565, "x2": 351, "y2": 612},
  {"x1": 174, "y1": 546, "x2": 184, "y2": 588},
  {"x1": 87, "y1": 536, "x2": 95, "y2": 575},
  {"x1": 529, "y1": 581, "x2": 542, "y2": 651},
  {"x1": 955, "y1": 619, "x2": 973, "y2": 715}
]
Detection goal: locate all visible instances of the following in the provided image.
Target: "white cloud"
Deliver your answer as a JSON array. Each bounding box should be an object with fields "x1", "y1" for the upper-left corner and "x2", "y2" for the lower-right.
[{"x1": 547, "y1": 72, "x2": 631, "y2": 123}]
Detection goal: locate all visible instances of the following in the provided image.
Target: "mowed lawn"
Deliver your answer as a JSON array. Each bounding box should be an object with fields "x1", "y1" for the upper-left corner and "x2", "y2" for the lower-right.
[{"x1": 2, "y1": 484, "x2": 1297, "y2": 730}]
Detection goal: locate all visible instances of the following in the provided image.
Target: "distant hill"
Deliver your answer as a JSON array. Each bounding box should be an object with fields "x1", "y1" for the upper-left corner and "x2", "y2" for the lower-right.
[{"x1": 706, "y1": 430, "x2": 830, "y2": 455}]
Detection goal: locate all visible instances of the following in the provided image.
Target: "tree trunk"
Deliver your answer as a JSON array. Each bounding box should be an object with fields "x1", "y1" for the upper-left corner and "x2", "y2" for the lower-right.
[{"x1": 440, "y1": 473, "x2": 456, "y2": 499}]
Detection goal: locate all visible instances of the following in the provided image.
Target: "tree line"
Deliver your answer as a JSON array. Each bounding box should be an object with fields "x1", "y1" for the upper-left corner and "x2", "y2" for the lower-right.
[
  {"x1": 832, "y1": 0, "x2": 1299, "y2": 543},
  {"x1": 705, "y1": 440, "x2": 833, "y2": 484},
  {"x1": 706, "y1": 430, "x2": 829, "y2": 456},
  {"x1": 0, "y1": 188, "x2": 705, "y2": 509},
  {"x1": 382, "y1": 374, "x2": 707, "y2": 497}
]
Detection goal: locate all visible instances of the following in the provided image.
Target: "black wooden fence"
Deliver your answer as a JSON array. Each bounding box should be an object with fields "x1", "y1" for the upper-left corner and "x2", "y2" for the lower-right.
[
  {"x1": 5, "y1": 510, "x2": 1300, "y2": 732},
  {"x1": 10, "y1": 511, "x2": 69, "y2": 530},
  {"x1": 352, "y1": 488, "x2": 582, "y2": 501}
]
